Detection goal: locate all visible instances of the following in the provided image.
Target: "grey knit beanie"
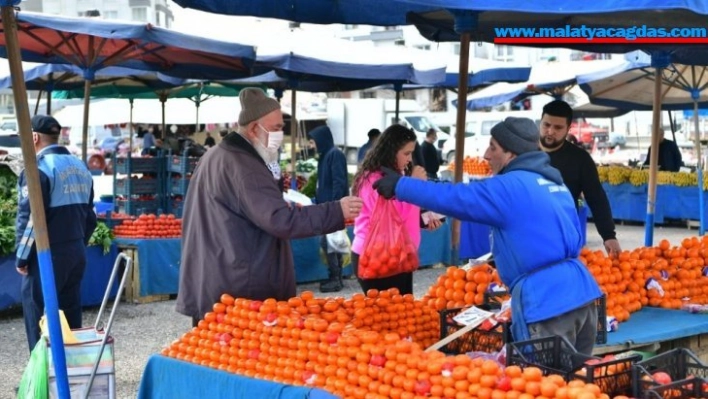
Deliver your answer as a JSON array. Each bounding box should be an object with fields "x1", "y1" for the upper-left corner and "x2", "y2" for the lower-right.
[
  {"x1": 238, "y1": 88, "x2": 281, "y2": 126},
  {"x1": 490, "y1": 117, "x2": 540, "y2": 155}
]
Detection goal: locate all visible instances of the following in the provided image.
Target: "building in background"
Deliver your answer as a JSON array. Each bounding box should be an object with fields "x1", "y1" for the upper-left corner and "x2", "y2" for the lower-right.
[{"x1": 19, "y1": 0, "x2": 174, "y2": 27}]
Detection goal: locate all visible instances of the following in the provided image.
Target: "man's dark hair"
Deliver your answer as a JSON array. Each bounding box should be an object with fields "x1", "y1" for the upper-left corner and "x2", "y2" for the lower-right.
[
  {"x1": 542, "y1": 100, "x2": 573, "y2": 126},
  {"x1": 426, "y1": 128, "x2": 437, "y2": 138},
  {"x1": 367, "y1": 128, "x2": 381, "y2": 139}
]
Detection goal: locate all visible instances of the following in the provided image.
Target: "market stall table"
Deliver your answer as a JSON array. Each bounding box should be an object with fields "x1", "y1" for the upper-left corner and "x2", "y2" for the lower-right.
[
  {"x1": 0, "y1": 244, "x2": 119, "y2": 311},
  {"x1": 116, "y1": 219, "x2": 455, "y2": 302},
  {"x1": 595, "y1": 307, "x2": 708, "y2": 358},
  {"x1": 137, "y1": 355, "x2": 338, "y2": 399}
]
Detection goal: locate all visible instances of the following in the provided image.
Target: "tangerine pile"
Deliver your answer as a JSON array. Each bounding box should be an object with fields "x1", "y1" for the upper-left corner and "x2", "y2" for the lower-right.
[
  {"x1": 164, "y1": 289, "x2": 612, "y2": 399},
  {"x1": 580, "y1": 235, "x2": 708, "y2": 323},
  {"x1": 422, "y1": 265, "x2": 506, "y2": 311},
  {"x1": 113, "y1": 213, "x2": 182, "y2": 239},
  {"x1": 448, "y1": 156, "x2": 492, "y2": 176}
]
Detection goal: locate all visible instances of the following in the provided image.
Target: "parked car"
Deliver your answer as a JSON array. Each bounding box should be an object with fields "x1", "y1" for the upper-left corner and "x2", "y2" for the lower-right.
[{"x1": 0, "y1": 131, "x2": 21, "y2": 156}]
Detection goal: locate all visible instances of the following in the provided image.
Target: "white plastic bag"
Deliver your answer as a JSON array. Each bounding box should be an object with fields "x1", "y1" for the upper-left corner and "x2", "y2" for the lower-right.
[{"x1": 326, "y1": 229, "x2": 351, "y2": 254}]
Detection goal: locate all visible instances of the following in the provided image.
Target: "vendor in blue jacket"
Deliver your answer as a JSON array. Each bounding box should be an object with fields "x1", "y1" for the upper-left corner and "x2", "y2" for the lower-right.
[{"x1": 374, "y1": 117, "x2": 603, "y2": 355}]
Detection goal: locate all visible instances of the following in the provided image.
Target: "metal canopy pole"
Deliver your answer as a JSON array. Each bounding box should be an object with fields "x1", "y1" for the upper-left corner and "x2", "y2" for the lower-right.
[{"x1": 1, "y1": 5, "x2": 71, "y2": 398}]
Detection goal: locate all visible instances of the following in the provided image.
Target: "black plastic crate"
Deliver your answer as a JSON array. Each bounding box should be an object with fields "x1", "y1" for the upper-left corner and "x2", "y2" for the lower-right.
[
  {"x1": 168, "y1": 198, "x2": 185, "y2": 218},
  {"x1": 438, "y1": 306, "x2": 511, "y2": 355},
  {"x1": 170, "y1": 177, "x2": 190, "y2": 196},
  {"x1": 114, "y1": 156, "x2": 161, "y2": 174},
  {"x1": 168, "y1": 155, "x2": 199, "y2": 174},
  {"x1": 506, "y1": 335, "x2": 596, "y2": 379},
  {"x1": 114, "y1": 199, "x2": 160, "y2": 216},
  {"x1": 115, "y1": 178, "x2": 159, "y2": 195},
  {"x1": 570, "y1": 354, "x2": 641, "y2": 397},
  {"x1": 644, "y1": 377, "x2": 708, "y2": 399},
  {"x1": 633, "y1": 349, "x2": 708, "y2": 398}
]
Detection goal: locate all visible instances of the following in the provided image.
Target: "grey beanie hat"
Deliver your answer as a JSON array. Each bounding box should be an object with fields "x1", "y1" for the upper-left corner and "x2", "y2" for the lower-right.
[
  {"x1": 490, "y1": 117, "x2": 540, "y2": 155},
  {"x1": 238, "y1": 88, "x2": 281, "y2": 126}
]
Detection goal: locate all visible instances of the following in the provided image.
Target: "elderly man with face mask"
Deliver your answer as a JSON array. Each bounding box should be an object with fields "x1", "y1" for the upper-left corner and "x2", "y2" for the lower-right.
[
  {"x1": 373, "y1": 117, "x2": 603, "y2": 355},
  {"x1": 177, "y1": 88, "x2": 364, "y2": 326}
]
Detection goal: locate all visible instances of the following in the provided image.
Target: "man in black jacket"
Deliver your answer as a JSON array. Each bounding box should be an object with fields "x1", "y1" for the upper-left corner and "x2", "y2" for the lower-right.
[
  {"x1": 421, "y1": 128, "x2": 441, "y2": 180},
  {"x1": 540, "y1": 100, "x2": 622, "y2": 257},
  {"x1": 643, "y1": 130, "x2": 683, "y2": 172}
]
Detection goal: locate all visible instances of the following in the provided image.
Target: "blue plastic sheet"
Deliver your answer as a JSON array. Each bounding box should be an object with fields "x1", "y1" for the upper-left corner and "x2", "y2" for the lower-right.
[
  {"x1": 601, "y1": 307, "x2": 708, "y2": 347},
  {"x1": 113, "y1": 238, "x2": 181, "y2": 297},
  {"x1": 0, "y1": 244, "x2": 119, "y2": 311},
  {"x1": 138, "y1": 355, "x2": 338, "y2": 399}
]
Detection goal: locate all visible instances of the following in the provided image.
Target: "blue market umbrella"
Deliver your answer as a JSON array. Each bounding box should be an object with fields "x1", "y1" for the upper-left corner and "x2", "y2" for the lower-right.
[
  {"x1": 578, "y1": 55, "x2": 708, "y2": 239},
  {"x1": 0, "y1": 10, "x2": 256, "y2": 163},
  {"x1": 0, "y1": 62, "x2": 185, "y2": 115},
  {"x1": 460, "y1": 59, "x2": 627, "y2": 110},
  {"x1": 236, "y1": 27, "x2": 448, "y2": 188}
]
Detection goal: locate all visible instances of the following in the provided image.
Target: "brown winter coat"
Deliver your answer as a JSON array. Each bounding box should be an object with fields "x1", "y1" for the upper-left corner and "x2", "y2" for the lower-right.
[{"x1": 176, "y1": 133, "x2": 344, "y2": 320}]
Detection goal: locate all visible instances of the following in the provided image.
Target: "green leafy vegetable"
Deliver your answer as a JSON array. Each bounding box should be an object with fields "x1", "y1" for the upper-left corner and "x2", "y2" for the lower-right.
[{"x1": 88, "y1": 222, "x2": 114, "y2": 255}]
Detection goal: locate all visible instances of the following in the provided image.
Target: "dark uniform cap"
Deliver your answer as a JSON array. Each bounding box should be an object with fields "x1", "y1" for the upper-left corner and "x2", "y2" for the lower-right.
[{"x1": 31, "y1": 115, "x2": 62, "y2": 135}]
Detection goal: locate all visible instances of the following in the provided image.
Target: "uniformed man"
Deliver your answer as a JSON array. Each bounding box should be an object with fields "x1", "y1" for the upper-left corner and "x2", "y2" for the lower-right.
[{"x1": 16, "y1": 115, "x2": 97, "y2": 352}]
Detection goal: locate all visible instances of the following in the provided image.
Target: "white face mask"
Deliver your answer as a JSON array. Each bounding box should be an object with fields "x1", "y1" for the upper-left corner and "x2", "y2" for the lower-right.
[
  {"x1": 259, "y1": 124, "x2": 284, "y2": 151},
  {"x1": 267, "y1": 130, "x2": 284, "y2": 151}
]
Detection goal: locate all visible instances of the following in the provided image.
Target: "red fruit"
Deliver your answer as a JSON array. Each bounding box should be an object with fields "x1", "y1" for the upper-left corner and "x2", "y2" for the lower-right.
[
  {"x1": 370, "y1": 354, "x2": 386, "y2": 368},
  {"x1": 441, "y1": 362, "x2": 454, "y2": 377},
  {"x1": 247, "y1": 349, "x2": 260, "y2": 360},
  {"x1": 325, "y1": 332, "x2": 340, "y2": 345},
  {"x1": 652, "y1": 372, "x2": 672, "y2": 385},
  {"x1": 249, "y1": 301, "x2": 263, "y2": 311},
  {"x1": 414, "y1": 380, "x2": 431, "y2": 395},
  {"x1": 218, "y1": 333, "x2": 232, "y2": 346},
  {"x1": 215, "y1": 313, "x2": 226, "y2": 323},
  {"x1": 497, "y1": 376, "x2": 512, "y2": 392},
  {"x1": 302, "y1": 370, "x2": 316, "y2": 384},
  {"x1": 296, "y1": 318, "x2": 305, "y2": 329}
]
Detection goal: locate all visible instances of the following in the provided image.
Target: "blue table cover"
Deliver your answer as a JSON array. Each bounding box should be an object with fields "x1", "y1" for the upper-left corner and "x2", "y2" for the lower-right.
[
  {"x1": 0, "y1": 244, "x2": 120, "y2": 311},
  {"x1": 138, "y1": 355, "x2": 338, "y2": 399},
  {"x1": 114, "y1": 220, "x2": 453, "y2": 291},
  {"x1": 597, "y1": 183, "x2": 708, "y2": 223},
  {"x1": 114, "y1": 238, "x2": 181, "y2": 297},
  {"x1": 600, "y1": 307, "x2": 708, "y2": 347}
]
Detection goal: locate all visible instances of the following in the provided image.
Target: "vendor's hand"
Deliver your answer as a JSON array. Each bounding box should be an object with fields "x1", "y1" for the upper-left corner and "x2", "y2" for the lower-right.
[
  {"x1": 340, "y1": 196, "x2": 363, "y2": 220},
  {"x1": 426, "y1": 217, "x2": 443, "y2": 231},
  {"x1": 373, "y1": 167, "x2": 401, "y2": 199},
  {"x1": 604, "y1": 239, "x2": 621, "y2": 258},
  {"x1": 16, "y1": 265, "x2": 27, "y2": 276},
  {"x1": 411, "y1": 165, "x2": 427, "y2": 181}
]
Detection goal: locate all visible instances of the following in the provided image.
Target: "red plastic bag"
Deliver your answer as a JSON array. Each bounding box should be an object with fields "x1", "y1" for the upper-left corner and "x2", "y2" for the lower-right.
[{"x1": 358, "y1": 196, "x2": 419, "y2": 279}]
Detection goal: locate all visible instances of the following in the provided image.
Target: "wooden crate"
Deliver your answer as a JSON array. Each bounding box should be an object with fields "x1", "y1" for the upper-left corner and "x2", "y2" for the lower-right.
[
  {"x1": 117, "y1": 246, "x2": 171, "y2": 304},
  {"x1": 658, "y1": 334, "x2": 708, "y2": 363}
]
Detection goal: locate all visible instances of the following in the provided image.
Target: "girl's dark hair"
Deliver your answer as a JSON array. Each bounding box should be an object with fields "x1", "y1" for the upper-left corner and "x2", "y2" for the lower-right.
[{"x1": 352, "y1": 124, "x2": 417, "y2": 196}]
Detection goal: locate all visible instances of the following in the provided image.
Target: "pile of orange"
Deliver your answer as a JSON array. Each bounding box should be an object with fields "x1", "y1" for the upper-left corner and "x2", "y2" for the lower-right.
[
  {"x1": 448, "y1": 156, "x2": 492, "y2": 176},
  {"x1": 580, "y1": 235, "x2": 708, "y2": 323},
  {"x1": 164, "y1": 289, "x2": 612, "y2": 399},
  {"x1": 422, "y1": 265, "x2": 507, "y2": 311}
]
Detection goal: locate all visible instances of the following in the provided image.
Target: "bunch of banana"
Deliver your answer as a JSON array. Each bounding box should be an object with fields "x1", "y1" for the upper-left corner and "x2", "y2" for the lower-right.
[
  {"x1": 672, "y1": 171, "x2": 697, "y2": 187},
  {"x1": 656, "y1": 171, "x2": 673, "y2": 185},
  {"x1": 607, "y1": 166, "x2": 631, "y2": 185},
  {"x1": 597, "y1": 166, "x2": 609, "y2": 183},
  {"x1": 630, "y1": 169, "x2": 649, "y2": 186}
]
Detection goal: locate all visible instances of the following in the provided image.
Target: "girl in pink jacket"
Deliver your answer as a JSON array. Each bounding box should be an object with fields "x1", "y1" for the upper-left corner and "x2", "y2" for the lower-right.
[{"x1": 351, "y1": 125, "x2": 442, "y2": 295}]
